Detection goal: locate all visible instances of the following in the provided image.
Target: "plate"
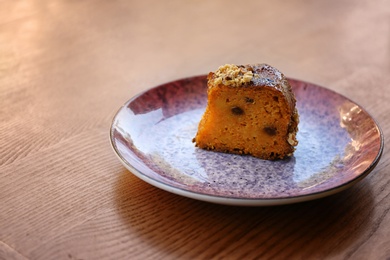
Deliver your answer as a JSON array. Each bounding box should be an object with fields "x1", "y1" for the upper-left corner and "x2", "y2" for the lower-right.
[{"x1": 110, "y1": 75, "x2": 383, "y2": 206}]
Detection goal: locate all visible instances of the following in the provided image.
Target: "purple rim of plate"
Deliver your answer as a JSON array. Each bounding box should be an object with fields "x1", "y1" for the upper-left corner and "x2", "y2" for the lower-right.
[{"x1": 110, "y1": 75, "x2": 383, "y2": 205}]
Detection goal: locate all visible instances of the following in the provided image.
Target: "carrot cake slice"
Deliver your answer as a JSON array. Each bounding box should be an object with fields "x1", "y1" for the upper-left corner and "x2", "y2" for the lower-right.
[{"x1": 193, "y1": 63, "x2": 299, "y2": 160}]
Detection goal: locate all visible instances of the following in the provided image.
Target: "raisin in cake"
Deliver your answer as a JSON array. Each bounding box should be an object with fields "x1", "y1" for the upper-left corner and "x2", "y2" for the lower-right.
[{"x1": 193, "y1": 63, "x2": 299, "y2": 160}]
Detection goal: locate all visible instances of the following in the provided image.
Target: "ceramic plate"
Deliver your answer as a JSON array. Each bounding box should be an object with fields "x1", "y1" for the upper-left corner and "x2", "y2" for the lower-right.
[{"x1": 110, "y1": 75, "x2": 383, "y2": 206}]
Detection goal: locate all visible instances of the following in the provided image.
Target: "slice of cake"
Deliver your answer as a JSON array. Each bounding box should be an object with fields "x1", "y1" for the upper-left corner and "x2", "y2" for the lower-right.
[{"x1": 193, "y1": 63, "x2": 299, "y2": 160}]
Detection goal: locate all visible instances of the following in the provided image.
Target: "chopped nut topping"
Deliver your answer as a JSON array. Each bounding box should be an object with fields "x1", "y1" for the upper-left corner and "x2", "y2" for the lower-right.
[
  {"x1": 287, "y1": 132, "x2": 298, "y2": 146},
  {"x1": 212, "y1": 64, "x2": 253, "y2": 87}
]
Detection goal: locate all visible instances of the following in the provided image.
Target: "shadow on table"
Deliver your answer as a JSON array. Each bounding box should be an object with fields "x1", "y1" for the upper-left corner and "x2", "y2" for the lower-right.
[{"x1": 115, "y1": 169, "x2": 374, "y2": 259}]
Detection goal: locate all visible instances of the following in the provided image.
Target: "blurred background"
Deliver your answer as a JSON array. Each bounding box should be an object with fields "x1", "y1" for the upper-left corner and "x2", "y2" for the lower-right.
[{"x1": 2, "y1": 0, "x2": 388, "y2": 95}]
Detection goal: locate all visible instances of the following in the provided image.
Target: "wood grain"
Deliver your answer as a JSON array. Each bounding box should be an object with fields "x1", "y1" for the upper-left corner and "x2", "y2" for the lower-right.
[
  {"x1": 0, "y1": 241, "x2": 28, "y2": 260},
  {"x1": 1, "y1": 0, "x2": 390, "y2": 259}
]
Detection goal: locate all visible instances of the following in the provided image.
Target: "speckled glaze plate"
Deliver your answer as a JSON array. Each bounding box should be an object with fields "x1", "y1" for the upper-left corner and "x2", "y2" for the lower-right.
[{"x1": 110, "y1": 75, "x2": 383, "y2": 206}]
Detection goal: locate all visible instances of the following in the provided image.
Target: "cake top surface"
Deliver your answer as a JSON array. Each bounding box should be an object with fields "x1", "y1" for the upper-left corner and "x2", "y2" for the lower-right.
[{"x1": 208, "y1": 63, "x2": 286, "y2": 90}]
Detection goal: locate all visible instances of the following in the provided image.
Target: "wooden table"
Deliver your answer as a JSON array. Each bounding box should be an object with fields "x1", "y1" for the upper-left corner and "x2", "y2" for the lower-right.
[{"x1": 1, "y1": 0, "x2": 389, "y2": 259}]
